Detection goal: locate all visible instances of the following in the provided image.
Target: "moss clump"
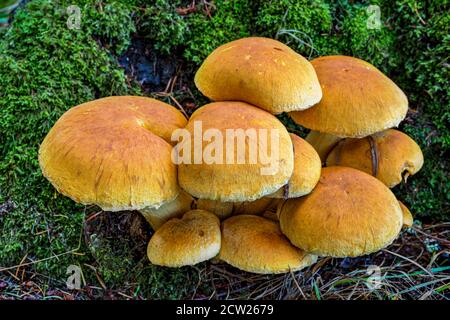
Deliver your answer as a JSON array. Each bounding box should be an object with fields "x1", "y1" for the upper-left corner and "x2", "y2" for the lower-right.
[
  {"x1": 81, "y1": 0, "x2": 136, "y2": 54},
  {"x1": 183, "y1": 0, "x2": 257, "y2": 65},
  {"x1": 256, "y1": 0, "x2": 334, "y2": 58},
  {"x1": 0, "y1": 0, "x2": 137, "y2": 275},
  {"x1": 138, "y1": 0, "x2": 188, "y2": 55},
  {"x1": 256, "y1": 0, "x2": 399, "y2": 70}
]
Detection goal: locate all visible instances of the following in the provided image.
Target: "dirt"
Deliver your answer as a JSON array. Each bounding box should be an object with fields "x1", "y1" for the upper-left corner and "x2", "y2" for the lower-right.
[{"x1": 118, "y1": 39, "x2": 178, "y2": 93}]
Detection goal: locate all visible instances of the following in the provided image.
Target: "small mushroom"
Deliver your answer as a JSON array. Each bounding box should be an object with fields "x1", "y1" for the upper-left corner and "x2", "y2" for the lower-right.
[
  {"x1": 325, "y1": 129, "x2": 424, "y2": 188},
  {"x1": 269, "y1": 134, "x2": 321, "y2": 198},
  {"x1": 280, "y1": 166, "x2": 403, "y2": 257},
  {"x1": 39, "y1": 96, "x2": 187, "y2": 211},
  {"x1": 219, "y1": 215, "x2": 317, "y2": 274},
  {"x1": 147, "y1": 210, "x2": 221, "y2": 267},
  {"x1": 195, "y1": 37, "x2": 322, "y2": 114},
  {"x1": 178, "y1": 102, "x2": 294, "y2": 202}
]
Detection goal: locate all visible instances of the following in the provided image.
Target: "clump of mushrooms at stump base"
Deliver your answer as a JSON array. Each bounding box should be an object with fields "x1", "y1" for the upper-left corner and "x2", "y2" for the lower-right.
[{"x1": 38, "y1": 36, "x2": 424, "y2": 275}]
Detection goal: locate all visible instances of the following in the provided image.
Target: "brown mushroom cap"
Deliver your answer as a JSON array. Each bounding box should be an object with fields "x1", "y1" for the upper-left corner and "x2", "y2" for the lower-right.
[
  {"x1": 219, "y1": 215, "x2": 317, "y2": 274},
  {"x1": 270, "y1": 134, "x2": 321, "y2": 198},
  {"x1": 178, "y1": 102, "x2": 294, "y2": 202},
  {"x1": 326, "y1": 129, "x2": 424, "y2": 187},
  {"x1": 279, "y1": 166, "x2": 403, "y2": 257},
  {"x1": 39, "y1": 96, "x2": 187, "y2": 211},
  {"x1": 195, "y1": 37, "x2": 322, "y2": 114},
  {"x1": 399, "y1": 201, "x2": 414, "y2": 228},
  {"x1": 290, "y1": 56, "x2": 408, "y2": 138},
  {"x1": 147, "y1": 210, "x2": 221, "y2": 267}
]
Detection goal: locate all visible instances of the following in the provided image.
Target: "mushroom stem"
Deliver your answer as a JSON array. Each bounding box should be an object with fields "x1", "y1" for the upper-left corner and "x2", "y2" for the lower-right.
[
  {"x1": 139, "y1": 191, "x2": 194, "y2": 230},
  {"x1": 196, "y1": 197, "x2": 274, "y2": 219},
  {"x1": 305, "y1": 130, "x2": 343, "y2": 162},
  {"x1": 195, "y1": 199, "x2": 234, "y2": 219}
]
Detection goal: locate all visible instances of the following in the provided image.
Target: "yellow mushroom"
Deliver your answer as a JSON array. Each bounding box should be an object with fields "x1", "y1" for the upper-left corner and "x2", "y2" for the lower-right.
[
  {"x1": 195, "y1": 37, "x2": 322, "y2": 114},
  {"x1": 219, "y1": 215, "x2": 317, "y2": 274},
  {"x1": 280, "y1": 166, "x2": 403, "y2": 257}
]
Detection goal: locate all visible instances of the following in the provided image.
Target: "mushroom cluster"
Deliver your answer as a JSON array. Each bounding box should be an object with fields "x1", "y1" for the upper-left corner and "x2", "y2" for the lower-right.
[{"x1": 39, "y1": 37, "x2": 423, "y2": 274}]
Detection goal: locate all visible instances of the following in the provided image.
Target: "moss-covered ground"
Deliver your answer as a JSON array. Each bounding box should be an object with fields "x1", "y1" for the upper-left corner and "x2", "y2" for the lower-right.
[{"x1": 0, "y1": 0, "x2": 448, "y2": 299}]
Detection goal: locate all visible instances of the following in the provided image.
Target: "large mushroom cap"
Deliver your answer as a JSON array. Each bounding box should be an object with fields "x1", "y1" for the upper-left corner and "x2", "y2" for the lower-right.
[
  {"x1": 178, "y1": 102, "x2": 294, "y2": 202},
  {"x1": 195, "y1": 37, "x2": 322, "y2": 114},
  {"x1": 326, "y1": 129, "x2": 424, "y2": 188},
  {"x1": 219, "y1": 215, "x2": 317, "y2": 274},
  {"x1": 290, "y1": 56, "x2": 408, "y2": 138},
  {"x1": 39, "y1": 96, "x2": 187, "y2": 211},
  {"x1": 280, "y1": 166, "x2": 403, "y2": 257},
  {"x1": 147, "y1": 210, "x2": 221, "y2": 267},
  {"x1": 270, "y1": 133, "x2": 321, "y2": 198}
]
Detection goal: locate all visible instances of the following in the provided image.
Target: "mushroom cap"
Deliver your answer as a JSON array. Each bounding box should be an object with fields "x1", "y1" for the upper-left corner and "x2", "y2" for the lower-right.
[
  {"x1": 399, "y1": 201, "x2": 414, "y2": 228},
  {"x1": 139, "y1": 190, "x2": 195, "y2": 230},
  {"x1": 279, "y1": 166, "x2": 403, "y2": 257},
  {"x1": 39, "y1": 96, "x2": 187, "y2": 211},
  {"x1": 325, "y1": 129, "x2": 424, "y2": 187},
  {"x1": 194, "y1": 37, "x2": 322, "y2": 114},
  {"x1": 178, "y1": 102, "x2": 294, "y2": 202},
  {"x1": 147, "y1": 210, "x2": 221, "y2": 267},
  {"x1": 270, "y1": 134, "x2": 321, "y2": 198},
  {"x1": 290, "y1": 56, "x2": 408, "y2": 138},
  {"x1": 219, "y1": 215, "x2": 317, "y2": 274}
]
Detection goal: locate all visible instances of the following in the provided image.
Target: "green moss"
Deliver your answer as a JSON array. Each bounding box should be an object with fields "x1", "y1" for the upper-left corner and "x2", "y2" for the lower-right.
[
  {"x1": 81, "y1": 0, "x2": 136, "y2": 54},
  {"x1": 183, "y1": 0, "x2": 257, "y2": 65},
  {"x1": 138, "y1": 0, "x2": 188, "y2": 54},
  {"x1": 384, "y1": 0, "x2": 449, "y2": 219},
  {"x1": 387, "y1": 0, "x2": 449, "y2": 148},
  {"x1": 137, "y1": 264, "x2": 204, "y2": 299},
  {"x1": 256, "y1": 0, "x2": 334, "y2": 58},
  {"x1": 0, "y1": 0, "x2": 137, "y2": 276}
]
